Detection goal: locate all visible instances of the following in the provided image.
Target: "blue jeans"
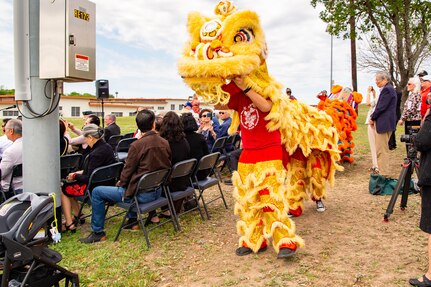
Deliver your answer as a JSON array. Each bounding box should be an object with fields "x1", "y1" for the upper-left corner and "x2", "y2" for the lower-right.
[{"x1": 91, "y1": 186, "x2": 162, "y2": 233}]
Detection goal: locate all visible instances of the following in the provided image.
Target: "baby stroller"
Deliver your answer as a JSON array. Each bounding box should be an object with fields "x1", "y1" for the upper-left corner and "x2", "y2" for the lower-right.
[{"x1": 0, "y1": 193, "x2": 79, "y2": 286}]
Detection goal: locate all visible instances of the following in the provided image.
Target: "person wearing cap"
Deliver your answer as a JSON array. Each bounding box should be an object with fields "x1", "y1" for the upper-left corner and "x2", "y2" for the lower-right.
[
  {"x1": 418, "y1": 70, "x2": 428, "y2": 78},
  {"x1": 61, "y1": 124, "x2": 116, "y2": 233},
  {"x1": 180, "y1": 102, "x2": 193, "y2": 115},
  {"x1": 420, "y1": 75, "x2": 431, "y2": 118},
  {"x1": 82, "y1": 110, "x2": 93, "y2": 120}
]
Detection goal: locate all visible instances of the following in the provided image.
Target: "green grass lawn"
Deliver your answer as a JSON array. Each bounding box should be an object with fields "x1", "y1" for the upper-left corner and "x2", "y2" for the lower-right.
[
  {"x1": 65, "y1": 116, "x2": 138, "y2": 136},
  {"x1": 52, "y1": 104, "x2": 404, "y2": 286}
]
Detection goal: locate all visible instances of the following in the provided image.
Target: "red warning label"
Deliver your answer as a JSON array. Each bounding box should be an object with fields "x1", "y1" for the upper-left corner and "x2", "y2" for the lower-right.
[{"x1": 75, "y1": 54, "x2": 89, "y2": 72}]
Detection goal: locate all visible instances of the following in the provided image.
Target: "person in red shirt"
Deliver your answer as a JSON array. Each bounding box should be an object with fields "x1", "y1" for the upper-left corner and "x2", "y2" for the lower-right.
[
  {"x1": 420, "y1": 74, "x2": 431, "y2": 118},
  {"x1": 217, "y1": 76, "x2": 303, "y2": 259}
]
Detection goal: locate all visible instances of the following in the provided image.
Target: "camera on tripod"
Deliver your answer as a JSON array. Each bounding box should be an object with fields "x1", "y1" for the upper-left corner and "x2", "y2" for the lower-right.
[
  {"x1": 400, "y1": 126, "x2": 419, "y2": 144},
  {"x1": 383, "y1": 121, "x2": 421, "y2": 221}
]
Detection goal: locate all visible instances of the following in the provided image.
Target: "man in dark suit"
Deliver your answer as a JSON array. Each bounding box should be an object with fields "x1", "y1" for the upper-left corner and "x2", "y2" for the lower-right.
[
  {"x1": 103, "y1": 114, "x2": 121, "y2": 143},
  {"x1": 370, "y1": 71, "x2": 397, "y2": 176}
]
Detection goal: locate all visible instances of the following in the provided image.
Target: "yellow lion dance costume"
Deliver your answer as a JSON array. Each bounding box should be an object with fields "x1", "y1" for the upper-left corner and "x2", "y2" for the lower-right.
[{"x1": 178, "y1": 1, "x2": 342, "y2": 257}]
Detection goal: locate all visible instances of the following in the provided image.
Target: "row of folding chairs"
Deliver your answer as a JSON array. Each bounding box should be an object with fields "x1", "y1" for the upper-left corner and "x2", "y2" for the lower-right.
[
  {"x1": 210, "y1": 132, "x2": 241, "y2": 176},
  {"x1": 115, "y1": 152, "x2": 228, "y2": 247},
  {"x1": 60, "y1": 152, "x2": 229, "y2": 248}
]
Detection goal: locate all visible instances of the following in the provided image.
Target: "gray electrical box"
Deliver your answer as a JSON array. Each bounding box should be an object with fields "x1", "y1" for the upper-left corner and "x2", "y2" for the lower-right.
[{"x1": 39, "y1": 0, "x2": 96, "y2": 82}]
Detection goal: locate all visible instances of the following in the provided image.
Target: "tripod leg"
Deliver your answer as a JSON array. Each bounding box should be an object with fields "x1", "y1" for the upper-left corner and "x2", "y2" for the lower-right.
[
  {"x1": 384, "y1": 163, "x2": 410, "y2": 221},
  {"x1": 400, "y1": 164, "x2": 413, "y2": 209}
]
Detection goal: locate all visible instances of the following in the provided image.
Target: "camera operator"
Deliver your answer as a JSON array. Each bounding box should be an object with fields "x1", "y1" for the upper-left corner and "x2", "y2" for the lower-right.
[{"x1": 409, "y1": 94, "x2": 431, "y2": 287}]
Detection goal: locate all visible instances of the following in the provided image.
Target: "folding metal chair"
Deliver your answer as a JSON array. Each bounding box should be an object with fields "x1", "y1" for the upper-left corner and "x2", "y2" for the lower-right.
[
  {"x1": 1, "y1": 164, "x2": 23, "y2": 202},
  {"x1": 192, "y1": 152, "x2": 228, "y2": 219},
  {"x1": 122, "y1": 132, "x2": 134, "y2": 139},
  {"x1": 114, "y1": 168, "x2": 173, "y2": 248},
  {"x1": 115, "y1": 138, "x2": 137, "y2": 162},
  {"x1": 219, "y1": 133, "x2": 237, "y2": 173},
  {"x1": 210, "y1": 136, "x2": 227, "y2": 153},
  {"x1": 165, "y1": 159, "x2": 204, "y2": 231},
  {"x1": 60, "y1": 154, "x2": 82, "y2": 180},
  {"x1": 77, "y1": 162, "x2": 124, "y2": 219},
  {"x1": 107, "y1": 134, "x2": 124, "y2": 150}
]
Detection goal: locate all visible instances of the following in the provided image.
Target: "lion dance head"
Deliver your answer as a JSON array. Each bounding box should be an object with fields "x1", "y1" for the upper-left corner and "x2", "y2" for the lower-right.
[{"x1": 178, "y1": 0, "x2": 276, "y2": 105}]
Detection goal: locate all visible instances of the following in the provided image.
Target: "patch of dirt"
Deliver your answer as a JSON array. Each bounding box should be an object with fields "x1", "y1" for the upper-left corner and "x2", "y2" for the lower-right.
[{"x1": 151, "y1": 146, "x2": 425, "y2": 287}]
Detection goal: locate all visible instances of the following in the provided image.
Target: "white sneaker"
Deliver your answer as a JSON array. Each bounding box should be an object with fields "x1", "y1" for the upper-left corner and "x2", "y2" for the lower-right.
[{"x1": 316, "y1": 200, "x2": 326, "y2": 212}]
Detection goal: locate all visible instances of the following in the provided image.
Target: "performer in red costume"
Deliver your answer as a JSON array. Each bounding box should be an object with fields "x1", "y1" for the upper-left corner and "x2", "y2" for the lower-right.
[{"x1": 217, "y1": 76, "x2": 304, "y2": 258}]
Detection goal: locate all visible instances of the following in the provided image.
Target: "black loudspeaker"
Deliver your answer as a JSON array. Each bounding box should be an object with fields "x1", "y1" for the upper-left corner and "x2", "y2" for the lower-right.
[{"x1": 95, "y1": 79, "x2": 109, "y2": 99}]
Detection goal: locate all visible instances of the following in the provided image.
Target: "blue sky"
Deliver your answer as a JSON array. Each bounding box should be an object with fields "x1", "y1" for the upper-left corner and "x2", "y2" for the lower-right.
[{"x1": 1, "y1": 0, "x2": 388, "y2": 104}]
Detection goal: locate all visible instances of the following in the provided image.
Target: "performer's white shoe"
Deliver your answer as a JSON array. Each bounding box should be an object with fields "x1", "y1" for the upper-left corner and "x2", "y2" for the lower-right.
[{"x1": 316, "y1": 200, "x2": 326, "y2": 212}]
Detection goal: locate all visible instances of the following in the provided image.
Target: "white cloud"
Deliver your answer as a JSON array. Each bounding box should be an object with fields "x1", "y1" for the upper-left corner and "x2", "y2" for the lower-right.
[{"x1": 0, "y1": 0, "x2": 393, "y2": 104}]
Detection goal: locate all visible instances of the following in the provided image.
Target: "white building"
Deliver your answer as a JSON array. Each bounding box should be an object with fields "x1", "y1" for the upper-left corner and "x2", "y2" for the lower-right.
[{"x1": 0, "y1": 95, "x2": 212, "y2": 118}]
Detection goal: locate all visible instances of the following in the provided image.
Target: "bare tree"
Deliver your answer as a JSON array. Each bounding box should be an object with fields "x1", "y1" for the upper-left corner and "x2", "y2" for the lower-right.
[{"x1": 311, "y1": 0, "x2": 431, "y2": 101}]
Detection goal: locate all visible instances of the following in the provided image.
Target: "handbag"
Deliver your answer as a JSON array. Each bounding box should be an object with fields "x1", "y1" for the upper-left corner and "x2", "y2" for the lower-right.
[
  {"x1": 61, "y1": 180, "x2": 87, "y2": 197},
  {"x1": 369, "y1": 174, "x2": 417, "y2": 195}
]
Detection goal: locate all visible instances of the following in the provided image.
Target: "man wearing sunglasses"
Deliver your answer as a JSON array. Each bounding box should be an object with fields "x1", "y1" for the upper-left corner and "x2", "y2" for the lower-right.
[{"x1": 217, "y1": 110, "x2": 232, "y2": 138}]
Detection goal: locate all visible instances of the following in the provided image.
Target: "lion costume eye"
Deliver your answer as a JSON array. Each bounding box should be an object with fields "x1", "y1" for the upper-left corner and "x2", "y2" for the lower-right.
[{"x1": 234, "y1": 29, "x2": 254, "y2": 43}]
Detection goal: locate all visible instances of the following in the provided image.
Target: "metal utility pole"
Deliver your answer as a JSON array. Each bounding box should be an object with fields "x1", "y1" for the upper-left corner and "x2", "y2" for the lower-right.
[
  {"x1": 349, "y1": 0, "x2": 358, "y2": 92},
  {"x1": 330, "y1": 33, "x2": 333, "y2": 91},
  {"x1": 14, "y1": 0, "x2": 60, "y2": 202}
]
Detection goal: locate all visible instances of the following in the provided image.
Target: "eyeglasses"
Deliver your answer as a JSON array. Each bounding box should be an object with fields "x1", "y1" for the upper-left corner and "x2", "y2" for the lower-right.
[
  {"x1": 201, "y1": 115, "x2": 208, "y2": 118},
  {"x1": 219, "y1": 112, "x2": 225, "y2": 115}
]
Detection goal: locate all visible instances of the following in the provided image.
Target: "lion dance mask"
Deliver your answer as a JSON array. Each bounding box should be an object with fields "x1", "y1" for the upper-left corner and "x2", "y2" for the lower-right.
[{"x1": 178, "y1": 1, "x2": 343, "y2": 255}]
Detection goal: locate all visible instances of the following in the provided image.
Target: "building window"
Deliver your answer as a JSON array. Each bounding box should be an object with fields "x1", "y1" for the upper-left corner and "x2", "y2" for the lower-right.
[
  {"x1": 112, "y1": 112, "x2": 123, "y2": 117},
  {"x1": 179, "y1": 104, "x2": 184, "y2": 110},
  {"x1": 170, "y1": 104, "x2": 175, "y2": 110},
  {"x1": 157, "y1": 106, "x2": 165, "y2": 110},
  {"x1": 59, "y1": 106, "x2": 63, "y2": 111},
  {"x1": 129, "y1": 112, "x2": 136, "y2": 116},
  {"x1": 94, "y1": 112, "x2": 103, "y2": 117},
  {"x1": 3, "y1": 111, "x2": 19, "y2": 117},
  {"x1": 71, "y1": 107, "x2": 80, "y2": 117}
]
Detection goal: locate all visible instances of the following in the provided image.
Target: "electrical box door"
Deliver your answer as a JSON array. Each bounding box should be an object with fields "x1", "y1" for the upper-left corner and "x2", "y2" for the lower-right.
[{"x1": 40, "y1": 0, "x2": 96, "y2": 82}]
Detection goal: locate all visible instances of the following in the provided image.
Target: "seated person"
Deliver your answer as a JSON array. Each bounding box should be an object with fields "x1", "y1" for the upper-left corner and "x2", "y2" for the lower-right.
[
  {"x1": 67, "y1": 114, "x2": 101, "y2": 159},
  {"x1": 217, "y1": 110, "x2": 234, "y2": 152},
  {"x1": 59, "y1": 120, "x2": 70, "y2": 156},
  {"x1": 217, "y1": 110, "x2": 232, "y2": 138},
  {"x1": 79, "y1": 110, "x2": 171, "y2": 243},
  {"x1": 181, "y1": 113, "x2": 210, "y2": 180},
  {"x1": 61, "y1": 124, "x2": 116, "y2": 233},
  {"x1": 0, "y1": 118, "x2": 12, "y2": 159},
  {"x1": 160, "y1": 111, "x2": 191, "y2": 214},
  {"x1": 197, "y1": 109, "x2": 219, "y2": 151},
  {"x1": 103, "y1": 114, "x2": 121, "y2": 143},
  {"x1": 0, "y1": 119, "x2": 23, "y2": 194}
]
